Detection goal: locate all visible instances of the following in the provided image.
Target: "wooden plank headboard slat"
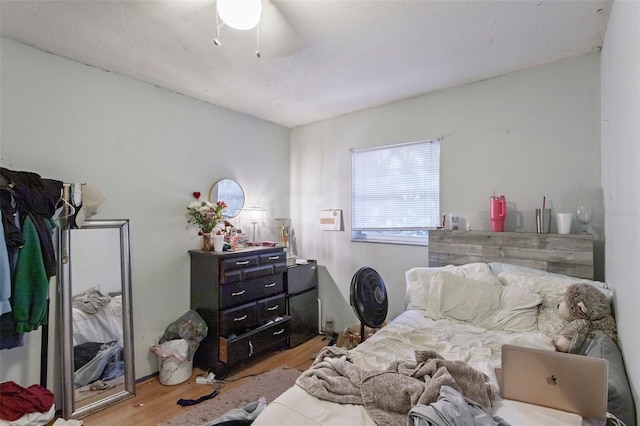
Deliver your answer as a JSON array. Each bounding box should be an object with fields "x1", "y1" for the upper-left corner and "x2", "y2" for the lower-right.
[{"x1": 428, "y1": 230, "x2": 594, "y2": 279}]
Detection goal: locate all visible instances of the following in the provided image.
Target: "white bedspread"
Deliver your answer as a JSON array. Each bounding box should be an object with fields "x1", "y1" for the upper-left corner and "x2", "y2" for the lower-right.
[
  {"x1": 254, "y1": 310, "x2": 583, "y2": 426},
  {"x1": 72, "y1": 295, "x2": 123, "y2": 346}
]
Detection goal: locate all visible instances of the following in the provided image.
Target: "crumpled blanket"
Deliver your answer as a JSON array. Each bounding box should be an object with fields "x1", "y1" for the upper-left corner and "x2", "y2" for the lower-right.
[
  {"x1": 295, "y1": 346, "x2": 494, "y2": 426},
  {"x1": 72, "y1": 288, "x2": 111, "y2": 314},
  {"x1": 202, "y1": 396, "x2": 267, "y2": 426}
]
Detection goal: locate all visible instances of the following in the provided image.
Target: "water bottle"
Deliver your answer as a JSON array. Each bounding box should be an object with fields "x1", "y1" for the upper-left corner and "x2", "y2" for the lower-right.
[{"x1": 490, "y1": 195, "x2": 506, "y2": 232}]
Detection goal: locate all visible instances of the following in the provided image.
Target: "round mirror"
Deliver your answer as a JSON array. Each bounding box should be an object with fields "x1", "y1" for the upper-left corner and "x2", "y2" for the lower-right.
[{"x1": 208, "y1": 179, "x2": 245, "y2": 219}]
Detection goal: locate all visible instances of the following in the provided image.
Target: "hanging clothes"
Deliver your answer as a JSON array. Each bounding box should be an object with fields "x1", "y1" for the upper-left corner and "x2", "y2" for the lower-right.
[
  {"x1": 0, "y1": 180, "x2": 25, "y2": 350},
  {"x1": 0, "y1": 168, "x2": 61, "y2": 340},
  {"x1": 0, "y1": 168, "x2": 62, "y2": 218},
  {"x1": 11, "y1": 215, "x2": 53, "y2": 333},
  {"x1": 0, "y1": 210, "x2": 12, "y2": 315}
]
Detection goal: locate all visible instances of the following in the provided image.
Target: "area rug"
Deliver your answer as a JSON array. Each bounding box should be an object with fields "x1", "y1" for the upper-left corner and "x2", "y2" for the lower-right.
[{"x1": 157, "y1": 366, "x2": 302, "y2": 426}]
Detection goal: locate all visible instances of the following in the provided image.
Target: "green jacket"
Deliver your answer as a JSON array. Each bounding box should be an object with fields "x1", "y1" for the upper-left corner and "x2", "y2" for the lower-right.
[{"x1": 13, "y1": 215, "x2": 53, "y2": 333}]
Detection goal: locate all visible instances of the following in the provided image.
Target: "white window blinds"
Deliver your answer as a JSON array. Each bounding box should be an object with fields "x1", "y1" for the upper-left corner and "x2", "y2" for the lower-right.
[{"x1": 351, "y1": 139, "x2": 440, "y2": 244}]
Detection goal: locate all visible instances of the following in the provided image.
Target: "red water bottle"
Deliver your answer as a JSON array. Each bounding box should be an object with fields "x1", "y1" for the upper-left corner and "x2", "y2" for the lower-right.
[{"x1": 490, "y1": 195, "x2": 506, "y2": 232}]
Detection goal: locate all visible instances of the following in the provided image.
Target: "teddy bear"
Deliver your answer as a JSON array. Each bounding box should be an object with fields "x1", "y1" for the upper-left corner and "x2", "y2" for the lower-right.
[{"x1": 554, "y1": 283, "x2": 617, "y2": 352}]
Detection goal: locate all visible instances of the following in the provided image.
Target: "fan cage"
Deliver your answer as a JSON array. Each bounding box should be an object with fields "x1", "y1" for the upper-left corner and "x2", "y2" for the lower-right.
[{"x1": 350, "y1": 266, "x2": 388, "y2": 343}]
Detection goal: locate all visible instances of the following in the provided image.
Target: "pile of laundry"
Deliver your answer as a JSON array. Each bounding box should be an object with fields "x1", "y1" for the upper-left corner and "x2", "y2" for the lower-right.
[{"x1": 0, "y1": 381, "x2": 55, "y2": 426}]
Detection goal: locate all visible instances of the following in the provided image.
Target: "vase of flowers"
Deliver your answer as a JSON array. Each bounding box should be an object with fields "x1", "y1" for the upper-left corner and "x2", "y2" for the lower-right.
[
  {"x1": 201, "y1": 232, "x2": 214, "y2": 251},
  {"x1": 186, "y1": 192, "x2": 228, "y2": 251}
]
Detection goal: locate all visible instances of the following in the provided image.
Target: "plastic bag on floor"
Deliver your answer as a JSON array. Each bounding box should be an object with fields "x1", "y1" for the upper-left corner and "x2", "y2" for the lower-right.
[
  {"x1": 157, "y1": 310, "x2": 207, "y2": 361},
  {"x1": 150, "y1": 338, "x2": 189, "y2": 362}
]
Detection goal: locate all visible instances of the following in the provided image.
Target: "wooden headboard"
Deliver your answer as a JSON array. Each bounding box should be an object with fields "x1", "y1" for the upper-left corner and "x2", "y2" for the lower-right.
[{"x1": 428, "y1": 230, "x2": 594, "y2": 279}]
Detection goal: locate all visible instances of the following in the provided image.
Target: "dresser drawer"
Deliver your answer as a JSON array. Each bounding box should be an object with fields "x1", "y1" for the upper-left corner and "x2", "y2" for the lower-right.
[
  {"x1": 253, "y1": 274, "x2": 284, "y2": 299},
  {"x1": 242, "y1": 265, "x2": 277, "y2": 280},
  {"x1": 221, "y1": 255, "x2": 259, "y2": 271},
  {"x1": 219, "y1": 317, "x2": 290, "y2": 365},
  {"x1": 219, "y1": 302, "x2": 258, "y2": 336},
  {"x1": 258, "y1": 294, "x2": 286, "y2": 322},
  {"x1": 219, "y1": 280, "x2": 257, "y2": 307},
  {"x1": 259, "y1": 251, "x2": 287, "y2": 265},
  {"x1": 220, "y1": 255, "x2": 259, "y2": 283}
]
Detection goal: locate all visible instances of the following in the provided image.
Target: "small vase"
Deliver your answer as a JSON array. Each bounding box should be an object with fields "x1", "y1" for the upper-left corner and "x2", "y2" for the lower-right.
[
  {"x1": 201, "y1": 233, "x2": 214, "y2": 252},
  {"x1": 213, "y1": 234, "x2": 224, "y2": 252}
]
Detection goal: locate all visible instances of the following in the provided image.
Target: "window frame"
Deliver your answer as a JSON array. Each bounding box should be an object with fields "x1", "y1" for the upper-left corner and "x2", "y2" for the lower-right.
[{"x1": 351, "y1": 139, "x2": 441, "y2": 246}]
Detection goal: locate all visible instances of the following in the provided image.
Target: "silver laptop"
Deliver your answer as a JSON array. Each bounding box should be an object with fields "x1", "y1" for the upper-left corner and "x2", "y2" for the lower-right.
[{"x1": 499, "y1": 344, "x2": 608, "y2": 420}]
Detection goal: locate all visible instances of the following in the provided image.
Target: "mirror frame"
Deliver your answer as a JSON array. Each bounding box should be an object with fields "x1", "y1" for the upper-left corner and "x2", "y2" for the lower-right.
[
  {"x1": 208, "y1": 178, "x2": 245, "y2": 218},
  {"x1": 59, "y1": 219, "x2": 135, "y2": 419}
]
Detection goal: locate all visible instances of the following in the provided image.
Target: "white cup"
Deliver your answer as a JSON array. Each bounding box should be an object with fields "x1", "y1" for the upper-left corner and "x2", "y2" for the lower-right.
[{"x1": 556, "y1": 213, "x2": 573, "y2": 234}]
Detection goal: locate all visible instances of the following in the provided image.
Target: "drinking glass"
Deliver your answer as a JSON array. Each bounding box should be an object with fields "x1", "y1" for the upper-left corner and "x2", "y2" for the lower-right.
[{"x1": 575, "y1": 205, "x2": 593, "y2": 234}]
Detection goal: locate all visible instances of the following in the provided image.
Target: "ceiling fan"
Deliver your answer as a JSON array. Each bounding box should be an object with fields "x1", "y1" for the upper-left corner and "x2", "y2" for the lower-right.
[{"x1": 213, "y1": 0, "x2": 304, "y2": 59}]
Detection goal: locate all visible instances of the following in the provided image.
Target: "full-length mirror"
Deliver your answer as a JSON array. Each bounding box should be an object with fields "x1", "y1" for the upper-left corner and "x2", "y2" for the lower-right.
[
  {"x1": 59, "y1": 219, "x2": 135, "y2": 419},
  {"x1": 208, "y1": 179, "x2": 244, "y2": 218}
]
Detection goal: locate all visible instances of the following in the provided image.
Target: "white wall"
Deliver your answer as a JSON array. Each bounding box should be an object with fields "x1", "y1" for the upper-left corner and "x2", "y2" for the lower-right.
[
  {"x1": 601, "y1": 0, "x2": 640, "y2": 417},
  {"x1": 0, "y1": 38, "x2": 290, "y2": 394},
  {"x1": 291, "y1": 53, "x2": 603, "y2": 331}
]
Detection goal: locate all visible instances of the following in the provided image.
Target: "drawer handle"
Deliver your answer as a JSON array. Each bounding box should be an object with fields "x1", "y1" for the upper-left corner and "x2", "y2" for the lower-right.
[
  {"x1": 267, "y1": 304, "x2": 279, "y2": 311},
  {"x1": 233, "y1": 315, "x2": 248, "y2": 322},
  {"x1": 231, "y1": 290, "x2": 246, "y2": 297},
  {"x1": 264, "y1": 282, "x2": 276, "y2": 288},
  {"x1": 268, "y1": 256, "x2": 279, "y2": 260},
  {"x1": 249, "y1": 341, "x2": 253, "y2": 357},
  {"x1": 235, "y1": 260, "x2": 250, "y2": 266},
  {"x1": 272, "y1": 328, "x2": 285, "y2": 336}
]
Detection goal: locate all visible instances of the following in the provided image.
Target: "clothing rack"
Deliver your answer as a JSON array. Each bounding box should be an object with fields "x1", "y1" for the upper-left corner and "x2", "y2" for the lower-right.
[
  {"x1": 0, "y1": 171, "x2": 72, "y2": 389},
  {"x1": 40, "y1": 302, "x2": 49, "y2": 387}
]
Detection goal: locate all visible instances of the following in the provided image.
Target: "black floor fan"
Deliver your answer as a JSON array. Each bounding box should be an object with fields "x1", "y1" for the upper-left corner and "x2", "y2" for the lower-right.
[{"x1": 350, "y1": 266, "x2": 388, "y2": 344}]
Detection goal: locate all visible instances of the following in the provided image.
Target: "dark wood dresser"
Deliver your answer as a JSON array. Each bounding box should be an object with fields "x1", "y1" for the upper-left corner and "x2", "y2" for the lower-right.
[{"x1": 189, "y1": 247, "x2": 290, "y2": 375}]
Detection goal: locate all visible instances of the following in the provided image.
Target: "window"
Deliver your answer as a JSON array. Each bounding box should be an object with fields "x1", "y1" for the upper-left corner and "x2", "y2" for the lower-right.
[{"x1": 351, "y1": 139, "x2": 440, "y2": 245}]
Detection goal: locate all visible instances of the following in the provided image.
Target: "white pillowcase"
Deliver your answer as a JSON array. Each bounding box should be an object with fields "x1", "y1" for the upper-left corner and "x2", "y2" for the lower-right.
[
  {"x1": 405, "y1": 265, "x2": 542, "y2": 332},
  {"x1": 489, "y1": 262, "x2": 611, "y2": 294},
  {"x1": 424, "y1": 271, "x2": 502, "y2": 328},
  {"x1": 496, "y1": 271, "x2": 610, "y2": 339},
  {"x1": 493, "y1": 285, "x2": 542, "y2": 332},
  {"x1": 405, "y1": 263, "x2": 498, "y2": 310}
]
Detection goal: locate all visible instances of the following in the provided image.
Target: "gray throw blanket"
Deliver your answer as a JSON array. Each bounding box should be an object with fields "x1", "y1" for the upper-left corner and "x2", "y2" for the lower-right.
[
  {"x1": 296, "y1": 346, "x2": 495, "y2": 426},
  {"x1": 72, "y1": 289, "x2": 111, "y2": 314}
]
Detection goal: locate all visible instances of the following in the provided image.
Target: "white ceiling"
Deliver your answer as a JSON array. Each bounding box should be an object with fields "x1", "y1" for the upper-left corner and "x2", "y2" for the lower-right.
[{"x1": 0, "y1": 0, "x2": 612, "y2": 128}]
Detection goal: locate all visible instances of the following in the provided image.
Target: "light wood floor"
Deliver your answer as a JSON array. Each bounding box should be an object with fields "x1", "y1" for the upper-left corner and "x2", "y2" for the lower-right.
[{"x1": 74, "y1": 335, "x2": 329, "y2": 426}]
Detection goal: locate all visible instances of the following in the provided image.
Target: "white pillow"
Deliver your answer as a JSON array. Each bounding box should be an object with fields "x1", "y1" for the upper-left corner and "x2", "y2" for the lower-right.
[
  {"x1": 424, "y1": 271, "x2": 502, "y2": 328},
  {"x1": 405, "y1": 264, "x2": 543, "y2": 332},
  {"x1": 492, "y1": 285, "x2": 542, "y2": 332},
  {"x1": 489, "y1": 262, "x2": 611, "y2": 294},
  {"x1": 405, "y1": 267, "x2": 438, "y2": 311},
  {"x1": 497, "y1": 272, "x2": 576, "y2": 338},
  {"x1": 404, "y1": 263, "x2": 498, "y2": 310}
]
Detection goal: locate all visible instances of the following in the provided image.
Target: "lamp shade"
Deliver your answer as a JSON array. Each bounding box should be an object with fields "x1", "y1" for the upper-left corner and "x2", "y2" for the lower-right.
[
  {"x1": 217, "y1": 0, "x2": 262, "y2": 30},
  {"x1": 244, "y1": 207, "x2": 266, "y2": 224}
]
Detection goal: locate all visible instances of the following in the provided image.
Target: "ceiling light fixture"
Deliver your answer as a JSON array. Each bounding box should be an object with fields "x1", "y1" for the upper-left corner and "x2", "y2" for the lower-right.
[
  {"x1": 217, "y1": 0, "x2": 262, "y2": 30},
  {"x1": 214, "y1": 0, "x2": 263, "y2": 57}
]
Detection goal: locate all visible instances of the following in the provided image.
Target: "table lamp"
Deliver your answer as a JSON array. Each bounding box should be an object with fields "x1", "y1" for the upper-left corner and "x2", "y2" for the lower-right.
[{"x1": 244, "y1": 207, "x2": 266, "y2": 243}]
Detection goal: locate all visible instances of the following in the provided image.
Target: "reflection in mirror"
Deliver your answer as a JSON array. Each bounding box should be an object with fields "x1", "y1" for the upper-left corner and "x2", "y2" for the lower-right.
[
  {"x1": 59, "y1": 220, "x2": 135, "y2": 419},
  {"x1": 208, "y1": 179, "x2": 245, "y2": 218}
]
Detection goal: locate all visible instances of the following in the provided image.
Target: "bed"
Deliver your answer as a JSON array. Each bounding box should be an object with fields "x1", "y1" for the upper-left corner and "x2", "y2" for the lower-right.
[
  {"x1": 71, "y1": 289, "x2": 125, "y2": 402},
  {"x1": 252, "y1": 232, "x2": 635, "y2": 426}
]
